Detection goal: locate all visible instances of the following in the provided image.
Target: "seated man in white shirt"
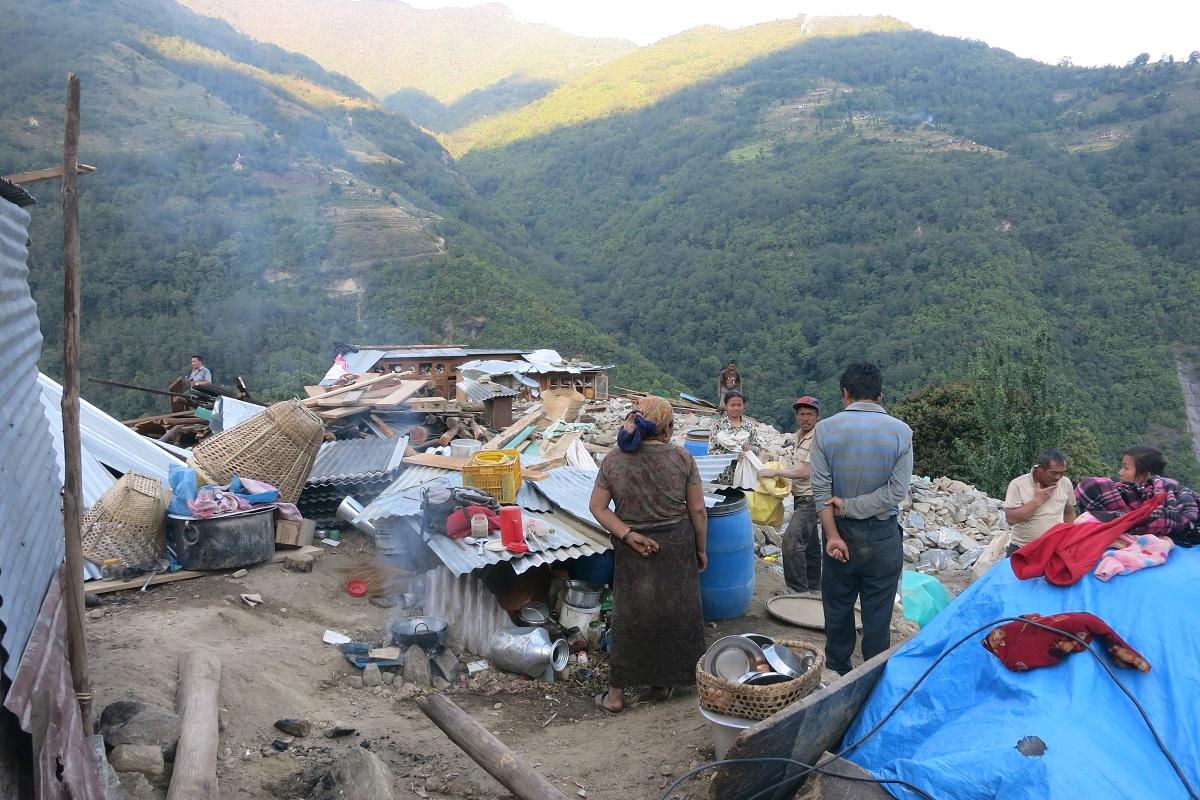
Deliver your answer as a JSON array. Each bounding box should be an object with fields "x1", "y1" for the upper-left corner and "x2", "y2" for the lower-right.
[{"x1": 1003, "y1": 449, "x2": 1077, "y2": 556}]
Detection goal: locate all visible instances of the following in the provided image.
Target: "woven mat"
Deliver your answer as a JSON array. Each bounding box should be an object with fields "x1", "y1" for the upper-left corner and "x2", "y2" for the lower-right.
[{"x1": 765, "y1": 594, "x2": 862, "y2": 631}]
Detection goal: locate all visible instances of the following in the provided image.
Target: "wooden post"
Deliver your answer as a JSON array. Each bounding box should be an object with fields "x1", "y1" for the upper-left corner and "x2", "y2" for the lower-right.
[
  {"x1": 166, "y1": 650, "x2": 222, "y2": 800},
  {"x1": 414, "y1": 692, "x2": 569, "y2": 800},
  {"x1": 60, "y1": 72, "x2": 92, "y2": 733}
]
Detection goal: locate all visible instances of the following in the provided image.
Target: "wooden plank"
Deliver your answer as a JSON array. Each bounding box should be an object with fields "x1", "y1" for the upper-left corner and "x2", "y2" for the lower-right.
[
  {"x1": 87, "y1": 546, "x2": 324, "y2": 594},
  {"x1": 318, "y1": 406, "x2": 370, "y2": 421},
  {"x1": 314, "y1": 389, "x2": 365, "y2": 408},
  {"x1": 482, "y1": 405, "x2": 543, "y2": 450},
  {"x1": 583, "y1": 442, "x2": 611, "y2": 455},
  {"x1": 405, "y1": 397, "x2": 461, "y2": 413},
  {"x1": 403, "y1": 453, "x2": 469, "y2": 470},
  {"x1": 542, "y1": 431, "x2": 582, "y2": 461},
  {"x1": 303, "y1": 385, "x2": 326, "y2": 399},
  {"x1": 4, "y1": 162, "x2": 96, "y2": 184},
  {"x1": 372, "y1": 379, "x2": 433, "y2": 409},
  {"x1": 369, "y1": 414, "x2": 397, "y2": 438},
  {"x1": 712, "y1": 644, "x2": 899, "y2": 800},
  {"x1": 301, "y1": 372, "x2": 395, "y2": 407}
]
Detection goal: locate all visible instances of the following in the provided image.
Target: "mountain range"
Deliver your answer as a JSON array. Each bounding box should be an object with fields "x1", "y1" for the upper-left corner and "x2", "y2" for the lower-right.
[{"x1": 5, "y1": 0, "x2": 1199, "y2": 480}]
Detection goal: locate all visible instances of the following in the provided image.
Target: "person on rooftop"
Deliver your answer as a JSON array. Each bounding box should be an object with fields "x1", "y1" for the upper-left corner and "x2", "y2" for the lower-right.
[
  {"x1": 1074, "y1": 445, "x2": 1200, "y2": 543},
  {"x1": 188, "y1": 354, "x2": 212, "y2": 387}
]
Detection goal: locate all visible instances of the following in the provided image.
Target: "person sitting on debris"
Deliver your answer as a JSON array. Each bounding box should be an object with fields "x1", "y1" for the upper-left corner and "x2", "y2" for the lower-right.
[
  {"x1": 716, "y1": 359, "x2": 743, "y2": 409},
  {"x1": 1003, "y1": 449, "x2": 1076, "y2": 556},
  {"x1": 588, "y1": 395, "x2": 707, "y2": 714},
  {"x1": 1075, "y1": 446, "x2": 1200, "y2": 544},
  {"x1": 760, "y1": 395, "x2": 822, "y2": 594}
]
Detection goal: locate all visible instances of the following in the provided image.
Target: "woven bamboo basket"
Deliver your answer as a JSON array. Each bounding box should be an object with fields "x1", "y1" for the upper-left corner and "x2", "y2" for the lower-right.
[
  {"x1": 696, "y1": 638, "x2": 824, "y2": 721},
  {"x1": 81, "y1": 472, "x2": 170, "y2": 567},
  {"x1": 188, "y1": 399, "x2": 324, "y2": 503}
]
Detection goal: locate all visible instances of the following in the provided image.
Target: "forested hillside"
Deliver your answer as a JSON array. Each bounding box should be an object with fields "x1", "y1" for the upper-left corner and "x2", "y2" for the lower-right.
[
  {"x1": 2, "y1": 0, "x2": 674, "y2": 419},
  {"x1": 460, "y1": 32, "x2": 1200, "y2": 479}
]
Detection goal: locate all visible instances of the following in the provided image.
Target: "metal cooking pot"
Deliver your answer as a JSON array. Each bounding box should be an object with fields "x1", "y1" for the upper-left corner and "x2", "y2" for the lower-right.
[
  {"x1": 762, "y1": 643, "x2": 807, "y2": 678},
  {"x1": 564, "y1": 580, "x2": 601, "y2": 608},
  {"x1": 517, "y1": 602, "x2": 551, "y2": 626},
  {"x1": 166, "y1": 507, "x2": 275, "y2": 570},
  {"x1": 389, "y1": 616, "x2": 447, "y2": 649}
]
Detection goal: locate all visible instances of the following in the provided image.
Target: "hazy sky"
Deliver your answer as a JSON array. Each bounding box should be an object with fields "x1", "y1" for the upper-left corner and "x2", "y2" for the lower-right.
[{"x1": 405, "y1": 0, "x2": 1199, "y2": 67}]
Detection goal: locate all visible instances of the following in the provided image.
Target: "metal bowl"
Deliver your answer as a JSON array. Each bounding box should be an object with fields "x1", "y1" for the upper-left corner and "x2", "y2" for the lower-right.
[
  {"x1": 735, "y1": 670, "x2": 794, "y2": 686},
  {"x1": 740, "y1": 633, "x2": 775, "y2": 649},
  {"x1": 564, "y1": 580, "x2": 602, "y2": 608},
  {"x1": 762, "y1": 643, "x2": 808, "y2": 678},
  {"x1": 517, "y1": 602, "x2": 551, "y2": 626}
]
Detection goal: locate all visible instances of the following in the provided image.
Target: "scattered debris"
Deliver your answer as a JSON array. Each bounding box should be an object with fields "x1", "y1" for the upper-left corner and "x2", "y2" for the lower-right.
[
  {"x1": 322, "y1": 630, "x2": 352, "y2": 645},
  {"x1": 284, "y1": 553, "x2": 314, "y2": 572},
  {"x1": 307, "y1": 747, "x2": 396, "y2": 800},
  {"x1": 108, "y1": 744, "x2": 164, "y2": 782},
  {"x1": 99, "y1": 701, "x2": 182, "y2": 757},
  {"x1": 240, "y1": 593, "x2": 263, "y2": 607},
  {"x1": 274, "y1": 718, "x2": 311, "y2": 737},
  {"x1": 231, "y1": 569, "x2": 248, "y2": 579}
]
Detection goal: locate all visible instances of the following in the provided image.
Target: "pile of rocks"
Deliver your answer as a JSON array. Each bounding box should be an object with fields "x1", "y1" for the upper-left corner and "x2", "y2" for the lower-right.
[{"x1": 900, "y1": 477, "x2": 1009, "y2": 571}]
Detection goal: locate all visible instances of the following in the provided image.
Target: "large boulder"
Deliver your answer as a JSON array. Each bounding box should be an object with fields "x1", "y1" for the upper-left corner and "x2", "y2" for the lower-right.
[{"x1": 99, "y1": 701, "x2": 181, "y2": 758}]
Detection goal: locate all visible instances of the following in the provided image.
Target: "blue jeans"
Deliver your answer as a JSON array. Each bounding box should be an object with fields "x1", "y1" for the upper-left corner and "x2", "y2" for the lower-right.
[{"x1": 821, "y1": 516, "x2": 902, "y2": 675}]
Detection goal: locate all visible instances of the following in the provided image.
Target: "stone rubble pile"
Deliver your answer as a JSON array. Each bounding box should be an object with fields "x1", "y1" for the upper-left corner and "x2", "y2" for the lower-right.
[
  {"x1": 900, "y1": 477, "x2": 1008, "y2": 571},
  {"x1": 582, "y1": 398, "x2": 792, "y2": 457}
]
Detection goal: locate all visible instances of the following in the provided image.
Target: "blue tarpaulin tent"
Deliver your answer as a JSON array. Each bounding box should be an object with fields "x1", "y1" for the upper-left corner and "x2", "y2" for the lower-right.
[{"x1": 845, "y1": 548, "x2": 1200, "y2": 799}]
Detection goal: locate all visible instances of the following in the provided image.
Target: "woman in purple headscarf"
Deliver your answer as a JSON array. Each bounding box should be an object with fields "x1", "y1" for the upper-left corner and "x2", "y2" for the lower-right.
[{"x1": 588, "y1": 396, "x2": 708, "y2": 713}]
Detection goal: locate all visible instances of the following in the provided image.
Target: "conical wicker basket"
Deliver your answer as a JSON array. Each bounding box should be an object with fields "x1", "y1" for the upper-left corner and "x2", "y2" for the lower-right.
[
  {"x1": 188, "y1": 399, "x2": 324, "y2": 503},
  {"x1": 81, "y1": 472, "x2": 170, "y2": 567}
]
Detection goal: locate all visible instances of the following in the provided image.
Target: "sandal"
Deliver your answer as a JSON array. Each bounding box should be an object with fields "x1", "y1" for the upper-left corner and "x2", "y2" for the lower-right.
[
  {"x1": 648, "y1": 686, "x2": 676, "y2": 702},
  {"x1": 594, "y1": 689, "x2": 623, "y2": 714}
]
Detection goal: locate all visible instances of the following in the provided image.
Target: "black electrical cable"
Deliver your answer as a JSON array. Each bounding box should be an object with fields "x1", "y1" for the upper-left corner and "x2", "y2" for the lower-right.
[{"x1": 660, "y1": 615, "x2": 1199, "y2": 800}]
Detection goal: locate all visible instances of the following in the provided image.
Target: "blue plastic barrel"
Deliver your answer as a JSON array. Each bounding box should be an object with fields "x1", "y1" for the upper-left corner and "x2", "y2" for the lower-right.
[
  {"x1": 684, "y1": 428, "x2": 710, "y2": 457},
  {"x1": 699, "y1": 489, "x2": 755, "y2": 620},
  {"x1": 569, "y1": 551, "x2": 615, "y2": 586}
]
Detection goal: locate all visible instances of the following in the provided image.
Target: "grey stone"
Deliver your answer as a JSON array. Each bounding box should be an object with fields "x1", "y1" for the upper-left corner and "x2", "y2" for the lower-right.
[
  {"x1": 431, "y1": 649, "x2": 460, "y2": 682},
  {"x1": 760, "y1": 544, "x2": 782, "y2": 558},
  {"x1": 231, "y1": 569, "x2": 248, "y2": 578},
  {"x1": 403, "y1": 645, "x2": 432, "y2": 689},
  {"x1": 285, "y1": 553, "x2": 314, "y2": 572},
  {"x1": 275, "y1": 718, "x2": 312, "y2": 737},
  {"x1": 309, "y1": 747, "x2": 395, "y2": 800},
  {"x1": 348, "y1": 676, "x2": 364, "y2": 690},
  {"x1": 99, "y1": 701, "x2": 181, "y2": 757},
  {"x1": 905, "y1": 511, "x2": 926, "y2": 530},
  {"x1": 902, "y1": 541, "x2": 921, "y2": 564},
  {"x1": 117, "y1": 771, "x2": 156, "y2": 800},
  {"x1": 87, "y1": 608, "x2": 106, "y2": 621},
  {"x1": 381, "y1": 670, "x2": 395, "y2": 685},
  {"x1": 934, "y1": 528, "x2": 966, "y2": 551},
  {"x1": 432, "y1": 676, "x2": 451, "y2": 691},
  {"x1": 752, "y1": 525, "x2": 766, "y2": 547},
  {"x1": 918, "y1": 548, "x2": 958, "y2": 571},
  {"x1": 362, "y1": 664, "x2": 383, "y2": 688},
  {"x1": 957, "y1": 546, "x2": 985, "y2": 569},
  {"x1": 109, "y1": 745, "x2": 164, "y2": 781},
  {"x1": 761, "y1": 525, "x2": 782, "y2": 547}
]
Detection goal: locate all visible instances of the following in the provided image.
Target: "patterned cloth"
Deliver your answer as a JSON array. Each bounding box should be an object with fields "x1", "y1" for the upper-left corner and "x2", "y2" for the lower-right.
[
  {"x1": 1011, "y1": 494, "x2": 1166, "y2": 586},
  {"x1": 595, "y1": 443, "x2": 700, "y2": 528},
  {"x1": 1094, "y1": 533, "x2": 1174, "y2": 581},
  {"x1": 708, "y1": 414, "x2": 762, "y2": 455},
  {"x1": 1075, "y1": 475, "x2": 1200, "y2": 544},
  {"x1": 983, "y1": 612, "x2": 1150, "y2": 673}
]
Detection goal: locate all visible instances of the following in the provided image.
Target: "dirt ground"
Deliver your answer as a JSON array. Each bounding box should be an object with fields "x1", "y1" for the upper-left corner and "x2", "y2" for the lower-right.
[{"x1": 86, "y1": 540, "x2": 970, "y2": 800}]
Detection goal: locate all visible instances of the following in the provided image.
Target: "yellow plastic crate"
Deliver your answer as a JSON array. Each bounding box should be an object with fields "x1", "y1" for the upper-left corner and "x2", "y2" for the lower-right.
[{"x1": 463, "y1": 449, "x2": 522, "y2": 504}]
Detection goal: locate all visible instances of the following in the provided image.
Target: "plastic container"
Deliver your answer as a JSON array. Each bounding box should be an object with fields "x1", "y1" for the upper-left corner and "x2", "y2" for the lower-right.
[
  {"x1": 568, "y1": 552, "x2": 615, "y2": 587},
  {"x1": 470, "y1": 513, "x2": 488, "y2": 539},
  {"x1": 684, "y1": 428, "x2": 711, "y2": 457},
  {"x1": 499, "y1": 506, "x2": 524, "y2": 549},
  {"x1": 560, "y1": 601, "x2": 602, "y2": 633},
  {"x1": 463, "y1": 449, "x2": 522, "y2": 503},
  {"x1": 699, "y1": 489, "x2": 755, "y2": 620},
  {"x1": 450, "y1": 438, "x2": 482, "y2": 459}
]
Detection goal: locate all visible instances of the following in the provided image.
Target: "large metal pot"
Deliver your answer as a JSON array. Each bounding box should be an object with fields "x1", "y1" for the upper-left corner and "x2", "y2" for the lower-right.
[
  {"x1": 489, "y1": 627, "x2": 569, "y2": 678},
  {"x1": 389, "y1": 616, "x2": 447, "y2": 649},
  {"x1": 166, "y1": 507, "x2": 275, "y2": 570},
  {"x1": 564, "y1": 580, "x2": 601, "y2": 608}
]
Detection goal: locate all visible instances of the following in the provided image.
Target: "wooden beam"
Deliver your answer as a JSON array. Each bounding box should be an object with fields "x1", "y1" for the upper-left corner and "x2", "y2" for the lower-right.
[
  {"x1": 402, "y1": 452, "x2": 546, "y2": 480},
  {"x1": 372, "y1": 379, "x2": 432, "y2": 409},
  {"x1": 712, "y1": 644, "x2": 899, "y2": 800},
  {"x1": 166, "y1": 650, "x2": 221, "y2": 800},
  {"x1": 369, "y1": 414, "x2": 397, "y2": 438},
  {"x1": 60, "y1": 73, "x2": 92, "y2": 732},
  {"x1": 415, "y1": 692, "x2": 570, "y2": 800},
  {"x1": 4, "y1": 162, "x2": 96, "y2": 185},
  {"x1": 301, "y1": 372, "x2": 396, "y2": 407},
  {"x1": 302, "y1": 385, "x2": 326, "y2": 399},
  {"x1": 482, "y1": 405, "x2": 543, "y2": 450},
  {"x1": 87, "y1": 546, "x2": 323, "y2": 594}
]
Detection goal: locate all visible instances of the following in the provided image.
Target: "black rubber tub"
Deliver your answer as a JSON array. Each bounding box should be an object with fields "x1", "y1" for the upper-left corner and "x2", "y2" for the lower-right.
[{"x1": 166, "y1": 506, "x2": 276, "y2": 570}]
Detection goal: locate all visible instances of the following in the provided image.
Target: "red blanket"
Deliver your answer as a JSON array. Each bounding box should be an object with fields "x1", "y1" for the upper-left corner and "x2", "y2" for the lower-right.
[
  {"x1": 983, "y1": 612, "x2": 1150, "y2": 672},
  {"x1": 1010, "y1": 493, "x2": 1166, "y2": 585}
]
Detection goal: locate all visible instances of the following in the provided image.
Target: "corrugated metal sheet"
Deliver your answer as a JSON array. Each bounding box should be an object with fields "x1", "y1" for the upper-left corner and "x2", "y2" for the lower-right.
[
  {"x1": 38, "y1": 373, "x2": 184, "y2": 481},
  {"x1": 0, "y1": 176, "x2": 36, "y2": 208},
  {"x1": 421, "y1": 567, "x2": 512, "y2": 658},
  {"x1": 211, "y1": 395, "x2": 265, "y2": 432},
  {"x1": 38, "y1": 384, "x2": 114, "y2": 508},
  {"x1": 694, "y1": 453, "x2": 739, "y2": 484},
  {"x1": 342, "y1": 348, "x2": 387, "y2": 375},
  {"x1": 3, "y1": 570, "x2": 104, "y2": 799},
  {"x1": 307, "y1": 436, "x2": 408, "y2": 485},
  {"x1": 422, "y1": 508, "x2": 608, "y2": 576},
  {"x1": 0, "y1": 197, "x2": 65, "y2": 682},
  {"x1": 457, "y1": 378, "x2": 517, "y2": 403},
  {"x1": 526, "y1": 467, "x2": 604, "y2": 529}
]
